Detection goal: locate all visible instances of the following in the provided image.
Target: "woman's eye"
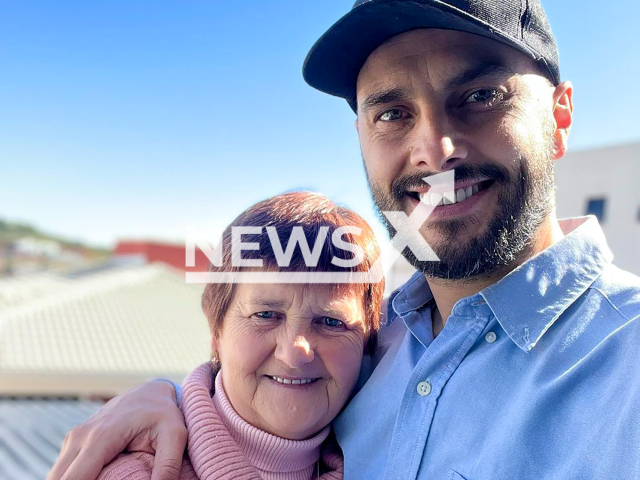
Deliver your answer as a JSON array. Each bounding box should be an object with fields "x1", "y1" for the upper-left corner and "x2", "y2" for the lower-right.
[
  {"x1": 464, "y1": 88, "x2": 502, "y2": 105},
  {"x1": 378, "y1": 108, "x2": 404, "y2": 122},
  {"x1": 254, "y1": 311, "x2": 275, "y2": 319},
  {"x1": 322, "y1": 317, "x2": 345, "y2": 328}
]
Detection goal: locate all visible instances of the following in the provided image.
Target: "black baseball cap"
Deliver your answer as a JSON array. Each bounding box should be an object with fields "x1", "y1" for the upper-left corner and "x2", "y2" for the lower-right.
[{"x1": 303, "y1": 0, "x2": 560, "y2": 110}]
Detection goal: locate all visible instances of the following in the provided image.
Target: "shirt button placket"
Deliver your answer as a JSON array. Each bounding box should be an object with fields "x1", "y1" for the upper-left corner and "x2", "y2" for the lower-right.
[{"x1": 417, "y1": 380, "x2": 432, "y2": 396}]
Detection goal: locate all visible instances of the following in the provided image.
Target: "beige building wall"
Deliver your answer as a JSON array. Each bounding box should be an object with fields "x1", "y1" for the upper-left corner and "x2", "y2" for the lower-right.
[{"x1": 555, "y1": 142, "x2": 640, "y2": 276}]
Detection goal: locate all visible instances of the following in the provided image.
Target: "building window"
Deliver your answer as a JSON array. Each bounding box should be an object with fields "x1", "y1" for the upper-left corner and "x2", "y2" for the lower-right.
[{"x1": 585, "y1": 197, "x2": 607, "y2": 223}]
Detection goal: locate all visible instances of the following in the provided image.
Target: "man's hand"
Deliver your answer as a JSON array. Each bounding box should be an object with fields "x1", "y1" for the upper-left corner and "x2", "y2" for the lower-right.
[{"x1": 47, "y1": 380, "x2": 187, "y2": 480}]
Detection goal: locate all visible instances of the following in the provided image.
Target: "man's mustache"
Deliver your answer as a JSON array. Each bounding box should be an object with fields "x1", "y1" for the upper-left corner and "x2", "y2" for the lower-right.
[{"x1": 390, "y1": 164, "x2": 510, "y2": 200}]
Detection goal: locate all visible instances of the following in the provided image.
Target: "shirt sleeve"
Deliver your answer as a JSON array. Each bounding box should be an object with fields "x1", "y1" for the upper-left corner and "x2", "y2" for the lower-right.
[{"x1": 153, "y1": 378, "x2": 183, "y2": 405}]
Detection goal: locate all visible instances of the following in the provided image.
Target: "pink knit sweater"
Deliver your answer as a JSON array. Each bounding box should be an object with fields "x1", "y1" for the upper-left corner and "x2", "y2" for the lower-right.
[{"x1": 98, "y1": 363, "x2": 344, "y2": 480}]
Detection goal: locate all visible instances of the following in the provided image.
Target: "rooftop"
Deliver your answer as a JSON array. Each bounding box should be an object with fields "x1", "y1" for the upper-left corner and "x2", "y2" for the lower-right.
[
  {"x1": 0, "y1": 398, "x2": 102, "y2": 480},
  {"x1": 0, "y1": 264, "x2": 211, "y2": 397}
]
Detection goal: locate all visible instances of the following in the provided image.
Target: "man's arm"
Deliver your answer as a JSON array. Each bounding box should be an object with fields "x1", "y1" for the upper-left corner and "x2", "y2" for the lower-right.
[{"x1": 47, "y1": 380, "x2": 187, "y2": 480}]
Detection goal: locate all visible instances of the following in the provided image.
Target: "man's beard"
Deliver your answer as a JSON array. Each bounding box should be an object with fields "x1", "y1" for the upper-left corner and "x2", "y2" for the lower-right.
[{"x1": 368, "y1": 140, "x2": 556, "y2": 281}]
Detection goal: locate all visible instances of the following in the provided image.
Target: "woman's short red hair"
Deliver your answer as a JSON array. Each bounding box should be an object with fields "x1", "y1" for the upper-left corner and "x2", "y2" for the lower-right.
[{"x1": 201, "y1": 191, "x2": 384, "y2": 354}]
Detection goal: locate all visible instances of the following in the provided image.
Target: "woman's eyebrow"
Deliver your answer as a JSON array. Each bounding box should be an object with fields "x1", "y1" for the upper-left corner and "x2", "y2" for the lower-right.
[
  {"x1": 317, "y1": 307, "x2": 345, "y2": 317},
  {"x1": 245, "y1": 298, "x2": 286, "y2": 309}
]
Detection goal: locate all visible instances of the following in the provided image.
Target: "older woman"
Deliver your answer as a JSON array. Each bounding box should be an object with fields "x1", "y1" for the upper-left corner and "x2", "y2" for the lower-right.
[{"x1": 97, "y1": 192, "x2": 384, "y2": 480}]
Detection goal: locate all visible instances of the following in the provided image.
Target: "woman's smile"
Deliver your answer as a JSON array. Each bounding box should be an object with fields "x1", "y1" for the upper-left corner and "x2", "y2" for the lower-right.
[{"x1": 266, "y1": 375, "x2": 321, "y2": 386}]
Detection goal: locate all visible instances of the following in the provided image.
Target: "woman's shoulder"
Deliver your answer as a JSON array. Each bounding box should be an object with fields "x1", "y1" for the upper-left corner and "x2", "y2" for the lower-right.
[{"x1": 97, "y1": 452, "x2": 197, "y2": 480}]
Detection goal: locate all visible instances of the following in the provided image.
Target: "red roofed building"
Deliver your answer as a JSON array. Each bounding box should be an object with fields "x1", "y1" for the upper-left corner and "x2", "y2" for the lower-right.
[{"x1": 114, "y1": 241, "x2": 211, "y2": 273}]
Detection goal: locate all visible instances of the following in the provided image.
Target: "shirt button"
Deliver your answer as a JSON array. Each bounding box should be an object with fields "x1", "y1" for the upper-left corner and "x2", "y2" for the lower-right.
[
  {"x1": 417, "y1": 380, "x2": 431, "y2": 396},
  {"x1": 485, "y1": 331, "x2": 497, "y2": 343}
]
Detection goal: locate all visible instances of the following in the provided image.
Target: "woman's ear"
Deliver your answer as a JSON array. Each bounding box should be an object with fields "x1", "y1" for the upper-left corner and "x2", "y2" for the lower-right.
[{"x1": 551, "y1": 81, "x2": 574, "y2": 160}]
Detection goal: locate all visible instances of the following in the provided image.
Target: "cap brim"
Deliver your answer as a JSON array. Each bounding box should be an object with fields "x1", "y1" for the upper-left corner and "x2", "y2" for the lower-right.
[{"x1": 303, "y1": 0, "x2": 539, "y2": 102}]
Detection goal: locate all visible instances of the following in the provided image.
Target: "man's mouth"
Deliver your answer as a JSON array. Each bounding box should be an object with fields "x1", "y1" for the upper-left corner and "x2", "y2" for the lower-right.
[
  {"x1": 408, "y1": 180, "x2": 493, "y2": 207},
  {"x1": 267, "y1": 375, "x2": 320, "y2": 385}
]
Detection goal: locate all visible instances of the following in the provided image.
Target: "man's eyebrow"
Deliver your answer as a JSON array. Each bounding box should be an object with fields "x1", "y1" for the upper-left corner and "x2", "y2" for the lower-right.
[
  {"x1": 445, "y1": 61, "x2": 516, "y2": 90},
  {"x1": 359, "y1": 62, "x2": 515, "y2": 113},
  {"x1": 360, "y1": 88, "x2": 412, "y2": 114}
]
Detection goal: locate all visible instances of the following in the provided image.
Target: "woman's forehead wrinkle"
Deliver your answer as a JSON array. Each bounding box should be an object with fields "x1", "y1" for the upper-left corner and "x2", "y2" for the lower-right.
[
  {"x1": 278, "y1": 286, "x2": 312, "y2": 311},
  {"x1": 239, "y1": 284, "x2": 296, "y2": 309},
  {"x1": 289, "y1": 285, "x2": 340, "y2": 312}
]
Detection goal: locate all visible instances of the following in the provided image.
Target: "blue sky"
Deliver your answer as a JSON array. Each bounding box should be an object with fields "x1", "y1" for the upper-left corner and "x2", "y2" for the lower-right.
[{"x1": 2, "y1": 0, "x2": 639, "y2": 247}]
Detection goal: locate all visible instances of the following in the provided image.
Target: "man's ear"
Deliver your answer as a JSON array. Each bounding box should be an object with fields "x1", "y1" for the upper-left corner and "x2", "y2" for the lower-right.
[
  {"x1": 551, "y1": 81, "x2": 574, "y2": 160},
  {"x1": 354, "y1": 118, "x2": 359, "y2": 133}
]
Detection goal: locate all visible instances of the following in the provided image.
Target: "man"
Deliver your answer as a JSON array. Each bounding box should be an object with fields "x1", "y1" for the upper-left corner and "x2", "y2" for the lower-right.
[{"x1": 49, "y1": 1, "x2": 640, "y2": 479}]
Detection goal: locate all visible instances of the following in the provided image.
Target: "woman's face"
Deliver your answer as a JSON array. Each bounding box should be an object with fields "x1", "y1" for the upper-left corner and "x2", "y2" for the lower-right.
[{"x1": 213, "y1": 283, "x2": 366, "y2": 440}]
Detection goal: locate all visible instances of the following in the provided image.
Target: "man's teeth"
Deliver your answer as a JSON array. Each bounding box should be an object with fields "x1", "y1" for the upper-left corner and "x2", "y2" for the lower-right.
[
  {"x1": 270, "y1": 376, "x2": 316, "y2": 385},
  {"x1": 419, "y1": 184, "x2": 480, "y2": 206}
]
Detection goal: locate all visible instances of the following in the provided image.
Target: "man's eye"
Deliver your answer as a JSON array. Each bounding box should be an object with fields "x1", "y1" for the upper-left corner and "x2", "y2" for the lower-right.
[
  {"x1": 464, "y1": 88, "x2": 502, "y2": 105},
  {"x1": 322, "y1": 317, "x2": 345, "y2": 328},
  {"x1": 378, "y1": 108, "x2": 404, "y2": 121}
]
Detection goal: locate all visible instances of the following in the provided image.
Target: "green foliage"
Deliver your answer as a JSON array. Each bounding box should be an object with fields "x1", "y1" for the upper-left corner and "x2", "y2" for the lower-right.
[{"x1": 0, "y1": 219, "x2": 108, "y2": 254}]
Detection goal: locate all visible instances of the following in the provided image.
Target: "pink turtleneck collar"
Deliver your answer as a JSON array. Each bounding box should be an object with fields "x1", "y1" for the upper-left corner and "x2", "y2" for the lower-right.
[
  {"x1": 97, "y1": 363, "x2": 343, "y2": 480},
  {"x1": 212, "y1": 372, "x2": 329, "y2": 479}
]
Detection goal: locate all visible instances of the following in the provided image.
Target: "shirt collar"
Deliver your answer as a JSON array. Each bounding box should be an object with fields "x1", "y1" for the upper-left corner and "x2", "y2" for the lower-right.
[
  {"x1": 391, "y1": 270, "x2": 434, "y2": 316},
  {"x1": 480, "y1": 216, "x2": 613, "y2": 352},
  {"x1": 391, "y1": 216, "x2": 613, "y2": 352}
]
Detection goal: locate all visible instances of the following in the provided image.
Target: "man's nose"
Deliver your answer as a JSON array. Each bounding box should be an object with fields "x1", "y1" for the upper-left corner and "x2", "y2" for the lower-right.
[
  {"x1": 407, "y1": 113, "x2": 468, "y2": 172},
  {"x1": 274, "y1": 334, "x2": 315, "y2": 369}
]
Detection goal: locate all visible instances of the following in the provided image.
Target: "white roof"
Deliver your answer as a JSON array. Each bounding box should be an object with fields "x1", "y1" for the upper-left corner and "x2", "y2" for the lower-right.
[
  {"x1": 0, "y1": 272, "x2": 70, "y2": 310},
  {"x1": 0, "y1": 264, "x2": 211, "y2": 396}
]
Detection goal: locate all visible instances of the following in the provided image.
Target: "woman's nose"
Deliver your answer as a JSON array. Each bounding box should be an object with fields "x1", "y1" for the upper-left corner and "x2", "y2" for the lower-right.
[{"x1": 274, "y1": 334, "x2": 315, "y2": 369}]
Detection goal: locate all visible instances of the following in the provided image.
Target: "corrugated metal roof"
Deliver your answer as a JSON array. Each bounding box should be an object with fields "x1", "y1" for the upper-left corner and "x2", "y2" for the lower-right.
[
  {"x1": 0, "y1": 273, "x2": 70, "y2": 310},
  {"x1": 0, "y1": 398, "x2": 102, "y2": 480},
  {"x1": 0, "y1": 264, "x2": 211, "y2": 396}
]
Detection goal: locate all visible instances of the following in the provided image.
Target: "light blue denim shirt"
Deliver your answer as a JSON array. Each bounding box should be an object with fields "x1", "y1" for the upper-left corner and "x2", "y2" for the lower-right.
[{"x1": 334, "y1": 216, "x2": 640, "y2": 480}]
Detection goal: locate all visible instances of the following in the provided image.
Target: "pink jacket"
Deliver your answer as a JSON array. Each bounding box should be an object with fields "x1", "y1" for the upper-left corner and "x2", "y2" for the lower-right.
[{"x1": 98, "y1": 363, "x2": 344, "y2": 480}]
